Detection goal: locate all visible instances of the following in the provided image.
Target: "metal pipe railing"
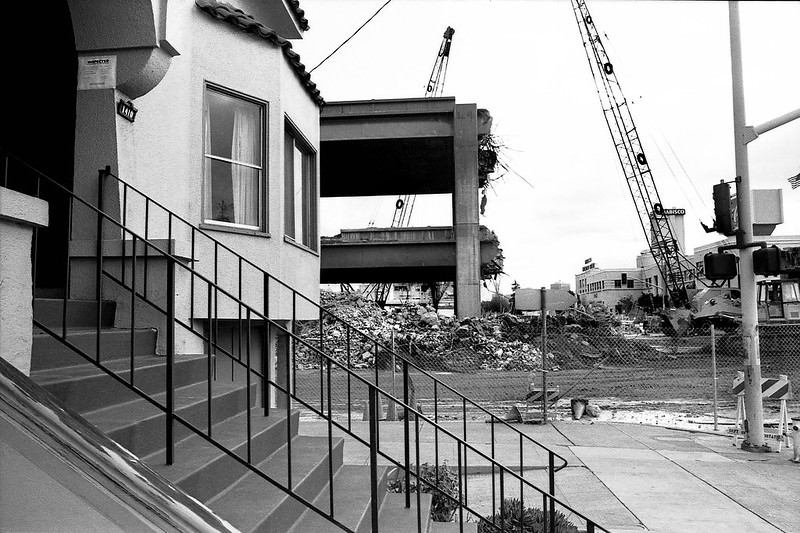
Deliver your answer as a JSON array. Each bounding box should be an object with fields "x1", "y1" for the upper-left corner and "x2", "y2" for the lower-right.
[{"x1": 4, "y1": 147, "x2": 609, "y2": 533}]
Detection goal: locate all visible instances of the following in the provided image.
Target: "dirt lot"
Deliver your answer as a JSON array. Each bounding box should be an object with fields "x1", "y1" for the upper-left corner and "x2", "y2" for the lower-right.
[{"x1": 294, "y1": 351, "x2": 798, "y2": 423}]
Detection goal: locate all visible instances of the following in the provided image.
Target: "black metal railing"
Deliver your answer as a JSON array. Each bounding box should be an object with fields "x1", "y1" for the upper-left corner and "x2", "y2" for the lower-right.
[
  {"x1": 3, "y1": 148, "x2": 609, "y2": 532},
  {"x1": 101, "y1": 167, "x2": 572, "y2": 474}
]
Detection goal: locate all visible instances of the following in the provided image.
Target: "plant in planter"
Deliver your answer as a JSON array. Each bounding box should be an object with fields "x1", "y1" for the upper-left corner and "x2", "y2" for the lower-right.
[
  {"x1": 477, "y1": 498, "x2": 578, "y2": 533},
  {"x1": 387, "y1": 462, "x2": 460, "y2": 522}
]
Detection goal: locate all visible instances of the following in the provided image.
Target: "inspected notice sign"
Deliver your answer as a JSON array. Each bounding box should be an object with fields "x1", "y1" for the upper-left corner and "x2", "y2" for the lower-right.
[{"x1": 77, "y1": 56, "x2": 116, "y2": 90}]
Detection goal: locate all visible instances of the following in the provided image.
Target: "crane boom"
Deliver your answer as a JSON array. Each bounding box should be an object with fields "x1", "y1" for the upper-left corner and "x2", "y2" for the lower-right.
[
  {"x1": 392, "y1": 26, "x2": 455, "y2": 227},
  {"x1": 367, "y1": 27, "x2": 456, "y2": 307},
  {"x1": 570, "y1": 0, "x2": 698, "y2": 307}
]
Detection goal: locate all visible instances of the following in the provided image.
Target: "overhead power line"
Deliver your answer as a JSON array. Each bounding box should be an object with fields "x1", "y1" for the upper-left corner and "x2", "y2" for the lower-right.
[{"x1": 308, "y1": 0, "x2": 393, "y2": 74}]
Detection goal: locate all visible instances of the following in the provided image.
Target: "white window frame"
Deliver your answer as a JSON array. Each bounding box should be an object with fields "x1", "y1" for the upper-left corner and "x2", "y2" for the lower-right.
[
  {"x1": 283, "y1": 118, "x2": 318, "y2": 251},
  {"x1": 203, "y1": 84, "x2": 267, "y2": 231}
]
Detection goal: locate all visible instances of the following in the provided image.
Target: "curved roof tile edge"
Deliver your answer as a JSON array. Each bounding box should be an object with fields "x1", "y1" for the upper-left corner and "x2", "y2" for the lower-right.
[
  {"x1": 196, "y1": 0, "x2": 324, "y2": 106},
  {"x1": 288, "y1": 0, "x2": 310, "y2": 32}
]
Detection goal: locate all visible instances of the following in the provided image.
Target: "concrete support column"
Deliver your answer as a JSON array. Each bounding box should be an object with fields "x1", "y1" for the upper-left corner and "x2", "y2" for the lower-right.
[
  {"x1": 453, "y1": 104, "x2": 480, "y2": 318},
  {"x1": 0, "y1": 187, "x2": 49, "y2": 376}
]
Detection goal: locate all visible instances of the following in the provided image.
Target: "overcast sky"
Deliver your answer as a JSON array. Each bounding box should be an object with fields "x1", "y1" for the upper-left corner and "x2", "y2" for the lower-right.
[{"x1": 295, "y1": 0, "x2": 800, "y2": 293}]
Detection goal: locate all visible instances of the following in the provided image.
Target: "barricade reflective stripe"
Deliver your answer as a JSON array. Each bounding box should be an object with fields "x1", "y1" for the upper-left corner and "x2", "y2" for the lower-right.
[
  {"x1": 525, "y1": 389, "x2": 560, "y2": 402},
  {"x1": 731, "y1": 374, "x2": 792, "y2": 400}
]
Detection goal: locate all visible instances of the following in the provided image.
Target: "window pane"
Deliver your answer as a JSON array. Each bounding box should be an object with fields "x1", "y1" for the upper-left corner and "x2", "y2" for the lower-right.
[
  {"x1": 207, "y1": 90, "x2": 261, "y2": 166},
  {"x1": 207, "y1": 159, "x2": 259, "y2": 226},
  {"x1": 204, "y1": 87, "x2": 263, "y2": 228},
  {"x1": 293, "y1": 144, "x2": 304, "y2": 244},
  {"x1": 284, "y1": 131, "x2": 295, "y2": 238},
  {"x1": 284, "y1": 125, "x2": 317, "y2": 250},
  {"x1": 208, "y1": 159, "x2": 234, "y2": 222}
]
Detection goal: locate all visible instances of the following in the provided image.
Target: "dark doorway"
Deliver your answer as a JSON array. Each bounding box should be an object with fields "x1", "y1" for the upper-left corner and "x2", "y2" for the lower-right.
[{"x1": 0, "y1": 0, "x2": 77, "y2": 292}]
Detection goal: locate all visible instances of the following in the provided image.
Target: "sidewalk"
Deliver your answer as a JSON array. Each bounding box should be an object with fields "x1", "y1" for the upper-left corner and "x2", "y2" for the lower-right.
[{"x1": 300, "y1": 416, "x2": 800, "y2": 532}]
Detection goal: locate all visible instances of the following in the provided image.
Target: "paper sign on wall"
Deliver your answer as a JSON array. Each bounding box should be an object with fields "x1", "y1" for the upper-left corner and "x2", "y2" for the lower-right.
[{"x1": 77, "y1": 56, "x2": 117, "y2": 90}]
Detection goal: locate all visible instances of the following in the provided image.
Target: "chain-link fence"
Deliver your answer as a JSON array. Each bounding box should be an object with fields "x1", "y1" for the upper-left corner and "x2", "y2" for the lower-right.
[{"x1": 294, "y1": 293, "x2": 799, "y2": 422}]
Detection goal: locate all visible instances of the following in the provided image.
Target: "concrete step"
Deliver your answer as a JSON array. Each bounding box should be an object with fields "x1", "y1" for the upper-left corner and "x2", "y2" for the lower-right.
[
  {"x1": 376, "y1": 492, "x2": 433, "y2": 533},
  {"x1": 33, "y1": 298, "x2": 116, "y2": 328},
  {"x1": 428, "y1": 520, "x2": 478, "y2": 533},
  {"x1": 207, "y1": 435, "x2": 344, "y2": 533},
  {"x1": 84, "y1": 377, "x2": 257, "y2": 458},
  {"x1": 288, "y1": 464, "x2": 392, "y2": 533},
  {"x1": 31, "y1": 354, "x2": 210, "y2": 414},
  {"x1": 144, "y1": 409, "x2": 300, "y2": 503},
  {"x1": 31, "y1": 327, "x2": 158, "y2": 371}
]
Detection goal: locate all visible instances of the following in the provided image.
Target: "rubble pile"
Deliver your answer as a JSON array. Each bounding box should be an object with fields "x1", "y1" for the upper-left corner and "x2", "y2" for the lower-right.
[{"x1": 296, "y1": 291, "x2": 664, "y2": 372}]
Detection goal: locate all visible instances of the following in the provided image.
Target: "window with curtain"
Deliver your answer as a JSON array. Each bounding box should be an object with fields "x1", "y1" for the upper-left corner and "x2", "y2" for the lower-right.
[
  {"x1": 203, "y1": 86, "x2": 265, "y2": 229},
  {"x1": 284, "y1": 122, "x2": 317, "y2": 250}
]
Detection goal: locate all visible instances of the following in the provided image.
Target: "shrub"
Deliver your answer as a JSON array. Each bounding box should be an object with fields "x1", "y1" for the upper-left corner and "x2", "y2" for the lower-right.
[
  {"x1": 387, "y1": 462, "x2": 460, "y2": 522},
  {"x1": 482, "y1": 294, "x2": 511, "y2": 314},
  {"x1": 477, "y1": 498, "x2": 578, "y2": 533}
]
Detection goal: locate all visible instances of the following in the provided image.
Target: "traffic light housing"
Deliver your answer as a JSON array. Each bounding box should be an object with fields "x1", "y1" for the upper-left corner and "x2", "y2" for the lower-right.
[
  {"x1": 704, "y1": 252, "x2": 737, "y2": 281},
  {"x1": 713, "y1": 181, "x2": 735, "y2": 236},
  {"x1": 753, "y1": 246, "x2": 781, "y2": 276}
]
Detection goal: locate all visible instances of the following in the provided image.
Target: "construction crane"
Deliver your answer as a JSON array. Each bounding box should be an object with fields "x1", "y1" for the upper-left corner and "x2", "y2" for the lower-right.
[
  {"x1": 366, "y1": 27, "x2": 456, "y2": 306},
  {"x1": 391, "y1": 26, "x2": 455, "y2": 228},
  {"x1": 570, "y1": 0, "x2": 702, "y2": 311}
]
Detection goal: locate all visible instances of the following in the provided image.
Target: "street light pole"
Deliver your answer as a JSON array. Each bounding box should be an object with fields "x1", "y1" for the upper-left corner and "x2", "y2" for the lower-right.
[
  {"x1": 728, "y1": 1, "x2": 767, "y2": 452},
  {"x1": 728, "y1": 1, "x2": 800, "y2": 451}
]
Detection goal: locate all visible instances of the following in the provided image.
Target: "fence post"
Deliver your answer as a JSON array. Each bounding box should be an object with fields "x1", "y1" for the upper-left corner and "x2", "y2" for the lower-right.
[
  {"x1": 368, "y1": 385, "x2": 380, "y2": 532},
  {"x1": 711, "y1": 324, "x2": 718, "y2": 432},
  {"x1": 541, "y1": 287, "x2": 548, "y2": 424}
]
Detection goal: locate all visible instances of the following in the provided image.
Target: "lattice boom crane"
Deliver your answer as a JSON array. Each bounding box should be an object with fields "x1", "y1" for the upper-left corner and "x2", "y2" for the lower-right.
[
  {"x1": 570, "y1": 0, "x2": 699, "y2": 308},
  {"x1": 391, "y1": 26, "x2": 455, "y2": 228},
  {"x1": 368, "y1": 27, "x2": 456, "y2": 306}
]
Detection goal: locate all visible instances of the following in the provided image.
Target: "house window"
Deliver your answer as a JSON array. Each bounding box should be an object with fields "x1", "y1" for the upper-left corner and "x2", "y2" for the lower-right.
[
  {"x1": 284, "y1": 121, "x2": 317, "y2": 250},
  {"x1": 203, "y1": 86, "x2": 265, "y2": 228}
]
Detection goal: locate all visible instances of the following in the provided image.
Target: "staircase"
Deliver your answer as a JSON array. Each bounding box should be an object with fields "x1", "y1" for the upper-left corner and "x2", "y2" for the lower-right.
[
  {"x1": 31, "y1": 297, "x2": 467, "y2": 532},
  {"x1": 5, "y1": 148, "x2": 608, "y2": 532}
]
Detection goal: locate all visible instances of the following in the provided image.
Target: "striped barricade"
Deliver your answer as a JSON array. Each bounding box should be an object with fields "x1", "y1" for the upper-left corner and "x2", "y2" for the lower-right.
[{"x1": 731, "y1": 372, "x2": 793, "y2": 451}]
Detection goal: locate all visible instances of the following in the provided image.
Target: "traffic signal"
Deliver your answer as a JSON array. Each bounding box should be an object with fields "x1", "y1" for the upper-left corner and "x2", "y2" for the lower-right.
[
  {"x1": 713, "y1": 181, "x2": 735, "y2": 236},
  {"x1": 753, "y1": 246, "x2": 781, "y2": 276},
  {"x1": 704, "y1": 252, "x2": 737, "y2": 281}
]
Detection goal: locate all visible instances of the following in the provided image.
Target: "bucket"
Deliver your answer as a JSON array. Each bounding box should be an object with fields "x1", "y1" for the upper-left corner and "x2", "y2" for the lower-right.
[{"x1": 570, "y1": 399, "x2": 588, "y2": 420}]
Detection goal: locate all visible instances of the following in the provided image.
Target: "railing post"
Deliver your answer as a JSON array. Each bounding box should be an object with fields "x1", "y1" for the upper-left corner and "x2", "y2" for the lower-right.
[
  {"x1": 319, "y1": 307, "x2": 324, "y2": 413},
  {"x1": 549, "y1": 453, "x2": 556, "y2": 533},
  {"x1": 368, "y1": 385, "x2": 380, "y2": 532},
  {"x1": 166, "y1": 257, "x2": 176, "y2": 465},
  {"x1": 95, "y1": 168, "x2": 107, "y2": 363},
  {"x1": 403, "y1": 359, "x2": 411, "y2": 509},
  {"x1": 263, "y1": 272, "x2": 270, "y2": 416}
]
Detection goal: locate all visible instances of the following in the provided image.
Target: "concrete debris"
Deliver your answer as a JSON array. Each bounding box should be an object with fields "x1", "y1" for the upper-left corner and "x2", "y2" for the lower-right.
[
  {"x1": 296, "y1": 290, "x2": 670, "y2": 372},
  {"x1": 585, "y1": 404, "x2": 602, "y2": 417}
]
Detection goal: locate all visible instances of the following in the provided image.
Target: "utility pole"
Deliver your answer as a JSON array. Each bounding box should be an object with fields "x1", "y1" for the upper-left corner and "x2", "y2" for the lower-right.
[{"x1": 728, "y1": 1, "x2": 800, "y2": 451}]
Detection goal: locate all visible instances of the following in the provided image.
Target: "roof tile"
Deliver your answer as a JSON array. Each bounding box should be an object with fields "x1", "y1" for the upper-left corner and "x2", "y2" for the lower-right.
[{"x1": 287, "y1": 0, "x2": 310, "y2": 32}]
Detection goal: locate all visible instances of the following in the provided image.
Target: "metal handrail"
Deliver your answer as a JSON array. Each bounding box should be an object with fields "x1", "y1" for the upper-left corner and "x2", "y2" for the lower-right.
[
  {"x1": 4, "y1": 148, "x2": 609, "y2": 532},
  {"x1": 101, "y1": 168, "x2": 571, "y2": 475}
]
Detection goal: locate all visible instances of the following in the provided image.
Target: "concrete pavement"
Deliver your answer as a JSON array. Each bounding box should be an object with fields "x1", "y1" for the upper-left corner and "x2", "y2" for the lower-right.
[{"x1": 300, "y1": 416, "x2": 800, "y2": 532}]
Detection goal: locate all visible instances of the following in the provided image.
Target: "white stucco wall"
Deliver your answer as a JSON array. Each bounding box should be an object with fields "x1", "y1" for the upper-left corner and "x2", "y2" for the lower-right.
[
  {"x1": 0, "y1": 188, "x2": 48, "y2": 376},
  {"x1": 105, "y1": 1, "x2": 321, "y2": 322}
]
